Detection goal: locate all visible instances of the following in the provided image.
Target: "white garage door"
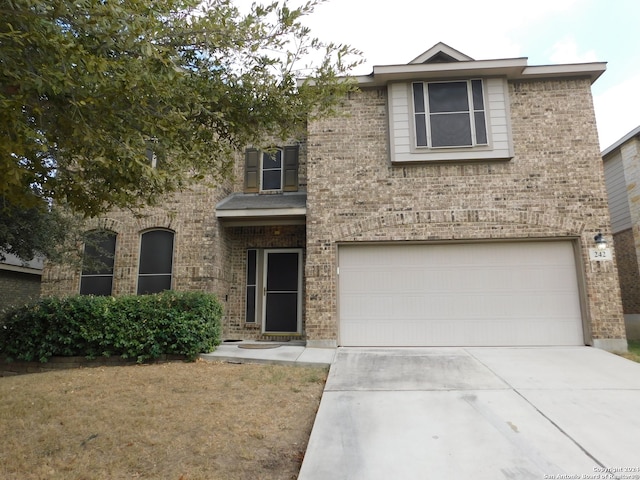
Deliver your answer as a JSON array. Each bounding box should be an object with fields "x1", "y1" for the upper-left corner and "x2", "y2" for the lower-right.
[{"x1": 338, "y1": 241, "x2": 584, "y2": 346}]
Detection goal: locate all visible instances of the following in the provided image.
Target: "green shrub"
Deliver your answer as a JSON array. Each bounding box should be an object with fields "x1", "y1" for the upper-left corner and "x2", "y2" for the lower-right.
[{"x1": 0, "y1": 291, "x2": 222, "y2": 363}]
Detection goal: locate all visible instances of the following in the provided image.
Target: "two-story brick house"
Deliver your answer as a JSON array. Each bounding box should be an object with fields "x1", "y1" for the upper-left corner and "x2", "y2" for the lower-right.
[{"x1": 42, "y1": 43, "x2": 628, "y2": 351}]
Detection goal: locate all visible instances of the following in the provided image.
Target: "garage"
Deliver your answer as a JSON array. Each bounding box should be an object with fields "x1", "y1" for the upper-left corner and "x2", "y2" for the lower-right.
[{"x1": 338, "y1": 241, "x2": 585, "y2": 346}]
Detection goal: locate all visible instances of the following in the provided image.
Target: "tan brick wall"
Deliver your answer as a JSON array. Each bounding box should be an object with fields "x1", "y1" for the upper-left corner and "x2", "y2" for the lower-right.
[
  {"x1": 304, "y1": 80, "x2": 625, "y2": 344},
  {"x1": 613, "y1": 228, "x2": 640, "y2": 314},
  {"x1": 222, "y1": 225, "x2": 306, "y2": 339},
  {"x1": 42, "y1": 181, "x2": 234, "y2": 319},
  {"x1": 230, "y1": 139, "x2": 308, "y2": 192},
  {"x1": 42, "y1": 144, "x2": 308, "y2": 341},
  {"x1": 0, "y1": 270, "x2": 41, "y2": 310},
  {"x1": 41, "y1": 78, "x2": 627, "y2": 346}
]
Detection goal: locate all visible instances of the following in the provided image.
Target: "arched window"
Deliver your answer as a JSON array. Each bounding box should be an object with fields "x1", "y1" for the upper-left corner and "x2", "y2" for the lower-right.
[
  {"x1": 80, "y1": 230, "x2": 117, "y2": 296},
  {"x1": 137, "y1": 229, "x2": 174, "y2": 295}
]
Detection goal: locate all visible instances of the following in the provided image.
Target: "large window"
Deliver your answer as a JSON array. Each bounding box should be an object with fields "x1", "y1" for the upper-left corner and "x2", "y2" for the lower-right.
[
  {"x1": 137, "y1": 230, "x2": 174, "y2": 295},
  {"x1": 412, "y1": 79, "x2": 487, "y2": 148},
  {"x1": 80, "y1": 230, "x2": 117, "y2": 296},
  {"x1": 244, "y1": 146, "x2": 299, "y2": 193}
]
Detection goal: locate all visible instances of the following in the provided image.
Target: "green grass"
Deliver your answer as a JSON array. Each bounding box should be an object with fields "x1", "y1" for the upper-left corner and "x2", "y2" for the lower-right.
[{"x1": 618, "y1": 340, "x2": 640, "y2": 363}]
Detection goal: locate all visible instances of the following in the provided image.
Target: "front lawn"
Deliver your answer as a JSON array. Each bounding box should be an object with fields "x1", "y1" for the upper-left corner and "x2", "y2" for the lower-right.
[
  {"x1": 0, "y1": 361, "x2": 327, "y2": 480},
  {"x1": 621, "y1": 339, "x2": 640, "y2": 363}
]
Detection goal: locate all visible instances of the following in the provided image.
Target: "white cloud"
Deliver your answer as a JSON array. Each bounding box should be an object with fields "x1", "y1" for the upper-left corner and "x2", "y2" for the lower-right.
[
  {"x1": 593, "y1": 72, "x2": 640, "y2": 149},
  {"x1": 548, "y1": 36, "x2": 598, "y2": 64}
]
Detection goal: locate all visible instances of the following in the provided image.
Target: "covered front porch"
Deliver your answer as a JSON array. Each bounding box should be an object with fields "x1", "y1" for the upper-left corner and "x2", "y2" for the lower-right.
[{"x1": 216, "y1": 192, "x2": 307, "y2": 341}]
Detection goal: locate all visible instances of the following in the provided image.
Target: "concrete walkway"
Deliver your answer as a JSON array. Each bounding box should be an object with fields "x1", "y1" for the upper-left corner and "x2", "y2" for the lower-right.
[
  {"x1": 199, "y1": 341, "x2": 335, "y2": 367},
  {"x1": 298, "y1": 347, "x2": 640, "y2": 480}
]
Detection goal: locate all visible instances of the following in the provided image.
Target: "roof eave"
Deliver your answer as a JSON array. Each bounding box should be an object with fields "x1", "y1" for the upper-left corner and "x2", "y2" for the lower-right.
[
  {"x1": 216, "y1": 207, "x2": 307, "y2": 227},
  {"x1": 518, "y1": 63, "x2": 607, "y2": 84},
  {"x1": 299, "y1": 60, "x2": 606, "y2": 88},
  {"x1": 216, "y1": 207, "x2": 307, "y2": 218},
  {"x1": 0, "y1": 263, "x2": 43, "y2": 275},
  {"x1": 602, "y1": 125, "x2": 640, "y2": 157},
  {"x1": 368, "y1": 58, "x2": 528, "y2": 85}
]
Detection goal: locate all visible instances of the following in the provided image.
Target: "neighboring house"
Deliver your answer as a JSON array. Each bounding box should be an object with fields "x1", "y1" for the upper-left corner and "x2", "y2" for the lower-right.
[
  {"x1": 0, "y1": 253, "x2": 44, "y2": 310},
  {"x1": 602, "y1": 126, "x2": 640, "y2": 340},
  {"x1": 42, "y1": 43, "x2": 627, "y2": 351}
]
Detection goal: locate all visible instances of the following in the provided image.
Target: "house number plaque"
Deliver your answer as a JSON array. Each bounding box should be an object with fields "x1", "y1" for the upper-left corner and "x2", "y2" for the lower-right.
[{"x1": 589, "y1": 248, "x2": 612, "y2": 261}]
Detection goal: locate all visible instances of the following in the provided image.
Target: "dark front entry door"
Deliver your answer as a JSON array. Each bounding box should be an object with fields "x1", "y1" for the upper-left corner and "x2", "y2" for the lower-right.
[{"x1": 263, "y1": 250, "x2": 301, "y2": 333}]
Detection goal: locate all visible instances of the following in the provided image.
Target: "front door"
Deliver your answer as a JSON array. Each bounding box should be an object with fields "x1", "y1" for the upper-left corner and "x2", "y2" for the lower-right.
[{"x1": 263, "y1": 249, "x2": 302, "y2": 334}]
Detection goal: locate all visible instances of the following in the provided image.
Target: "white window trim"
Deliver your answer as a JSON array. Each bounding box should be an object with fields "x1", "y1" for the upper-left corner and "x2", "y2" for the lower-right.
[
  {"x1": 412, "y1": 79, "x2": 489, "y2": 150},
  {"x1": 388, "y1": 78, "x2": 514, "y2": 163},
  {"x1": 260, "y1": 148, "x2": 284, "y2": 192}
]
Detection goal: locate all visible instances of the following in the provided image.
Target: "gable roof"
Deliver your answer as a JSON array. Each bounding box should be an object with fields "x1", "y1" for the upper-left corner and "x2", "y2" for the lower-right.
[
  {"x1": 346, "y1": 43, "x2": 606, "y2": 87},
  {"x1": 409, "y1": 42, "x2": 474, "y2": 64}
]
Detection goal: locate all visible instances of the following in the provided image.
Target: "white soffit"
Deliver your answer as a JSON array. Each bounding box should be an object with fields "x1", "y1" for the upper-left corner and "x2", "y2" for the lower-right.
[
  {"x1": 299, "y1": 44, "x2": 606, "y2": 87},
  {"x1": 371, "y1": 58, "x2": 528, "y2": 83},
  {"x1": 215, "y1": 207, "x2": 306, "y2": 218}
]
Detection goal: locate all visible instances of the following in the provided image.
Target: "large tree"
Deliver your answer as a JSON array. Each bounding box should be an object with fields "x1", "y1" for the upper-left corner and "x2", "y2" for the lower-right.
[
  {"x1": 0, "y1": 0, "x2": 359, "y2": 219},
  {"x1": 0, "y1": 194, "x2": 74, "y2": 263}
]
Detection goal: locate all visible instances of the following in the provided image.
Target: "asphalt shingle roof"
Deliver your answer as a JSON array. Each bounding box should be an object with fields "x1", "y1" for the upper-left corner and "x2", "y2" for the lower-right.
[{"x1": 216, "y1": 192, "x2": 307, "y2": 211}]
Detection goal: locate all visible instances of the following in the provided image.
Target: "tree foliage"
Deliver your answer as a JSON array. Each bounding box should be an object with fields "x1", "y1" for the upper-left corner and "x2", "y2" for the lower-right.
[
  {"x1": 0, "y1": 194, "x2": 76, "y2": 263},
  {"x1": 0, "y1": 0, "x2": 360, "y2": 217}
]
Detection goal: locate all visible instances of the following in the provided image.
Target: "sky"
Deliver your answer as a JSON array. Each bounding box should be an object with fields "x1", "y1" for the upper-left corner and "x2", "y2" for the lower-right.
[{"x1": 241, "y1": 0, "x2": 640, "y2": 150}]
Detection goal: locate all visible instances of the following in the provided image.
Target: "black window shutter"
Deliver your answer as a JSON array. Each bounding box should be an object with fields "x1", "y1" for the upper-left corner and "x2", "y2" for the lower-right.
[
  {"x1": 244, "y1": 148, "x2": 260, "y2": 193},
  {"x1": 282, "y1": 145, "x2": 299, "y2": 192}
]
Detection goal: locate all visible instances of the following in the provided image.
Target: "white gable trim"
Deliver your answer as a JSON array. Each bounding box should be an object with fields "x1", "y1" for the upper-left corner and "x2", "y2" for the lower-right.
[{"x1": 409, "y1": 42, "x2": 474, "y2": 64}]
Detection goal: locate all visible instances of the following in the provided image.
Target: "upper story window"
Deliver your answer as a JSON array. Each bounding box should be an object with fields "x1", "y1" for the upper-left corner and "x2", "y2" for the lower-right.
[
  {"x1": 412, "y1": 80, "x2": 487, "y2": 148},
  {"x1": 262, "y1": 149, "x2": 283, "y2": 190},
  {"x1": 80, "y1": 230, "x2": 117, "y2": 296},
  {"x1": 137, "y1": 229, "x2": 174, "y2": 295},
  {"x1": 387, "y1": 77, "x2": 512, "y2": 163},
  {"x1": 244, "y1": 146, "x2": 299, "y2": 193}
]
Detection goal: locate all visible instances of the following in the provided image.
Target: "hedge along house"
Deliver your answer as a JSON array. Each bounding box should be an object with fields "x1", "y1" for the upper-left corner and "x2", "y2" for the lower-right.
[{"x1": 42, "y1": 43, "x2": 627, "y2": 351}]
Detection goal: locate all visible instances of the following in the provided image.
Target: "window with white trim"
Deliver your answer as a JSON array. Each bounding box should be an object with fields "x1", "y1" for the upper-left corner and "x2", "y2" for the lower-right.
[
  {"x1": 137, "y1": 229, "x2": 174, "y2": 295},
  {"x1": 261, "y1": 149, "x2": 283, "y2": 191},
  {"x1": 244, "y1": 146, "x2": 299, "y2": 193},
  {"x1": 412, "y1": 79, "x2": 487, "y2": 148}
]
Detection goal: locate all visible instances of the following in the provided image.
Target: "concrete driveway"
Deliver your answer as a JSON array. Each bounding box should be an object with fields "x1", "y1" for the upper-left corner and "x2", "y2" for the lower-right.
[{"x1": 298, "y1": 347, "x2": 640, "y2": 480}]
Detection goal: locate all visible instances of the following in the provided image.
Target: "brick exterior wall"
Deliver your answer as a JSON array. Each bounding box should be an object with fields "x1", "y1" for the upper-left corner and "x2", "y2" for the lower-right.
[
  {"x1": 42, "y1": 146, "x2": 309, "y2": 341},
  {"x1": 41, "y1": 76, "x2": 626, "y2": 347},
  {"x1": 0, "y1": 270, "x2": 41, "y2": 310},
  {"x1": 223, "y1": 225, "x2": 306, "y2": 340},
  {"x1": 42, "y1": 182, "x2": 234, "y2": 324},
  {"x1": 304, "y1": 80, "x2": 625, "y2": 345},
  {"x1": 613, "y1": 228, "x2": 640, "y2": 314}
]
